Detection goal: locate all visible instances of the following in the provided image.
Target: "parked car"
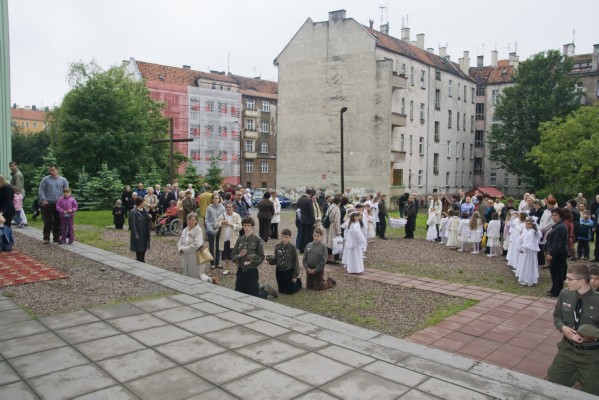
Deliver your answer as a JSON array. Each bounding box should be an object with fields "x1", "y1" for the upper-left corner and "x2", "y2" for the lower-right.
[
  {"x1": 251, "y1": 190, "x2": 265, "y2": 207},
  {"x1": 277, "y1": 195, "x2": 291, "y2": 208}
]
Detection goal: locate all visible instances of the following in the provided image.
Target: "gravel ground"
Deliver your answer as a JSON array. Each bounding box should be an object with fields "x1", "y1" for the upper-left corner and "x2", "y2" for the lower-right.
[{"x1": 1, "y1": 234, "x2": 175, "y2": 317}]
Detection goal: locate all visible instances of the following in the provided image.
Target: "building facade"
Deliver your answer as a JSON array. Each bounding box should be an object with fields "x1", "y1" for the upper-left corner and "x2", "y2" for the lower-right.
[
  {"x1": 10, "y1": 105, "x2": 46, "y2": 134},
  {"x1": 275, "y1": 10, "x2": 476, "y2": 200},
  {"x1": 565, "y1": 43, "x2": 599, "y2": 106}
]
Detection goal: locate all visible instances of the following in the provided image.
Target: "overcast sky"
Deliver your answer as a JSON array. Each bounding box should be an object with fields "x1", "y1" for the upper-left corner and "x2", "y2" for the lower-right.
[{"x1": 7, "y1": 0, "x2": 598, "y2": 108}]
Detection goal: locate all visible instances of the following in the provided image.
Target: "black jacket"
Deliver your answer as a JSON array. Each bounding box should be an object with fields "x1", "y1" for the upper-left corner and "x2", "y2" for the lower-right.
[
  {"x1": 297, "y1": 195, "x2": 315, "y2": 225},
  {"x1": 546, "y1": 220, "x2": 568, "y2": 255}
]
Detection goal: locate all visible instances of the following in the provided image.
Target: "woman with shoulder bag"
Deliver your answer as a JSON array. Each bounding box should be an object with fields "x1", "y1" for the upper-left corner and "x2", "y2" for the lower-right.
[{"x1": 177, "y1": 212, "x2": 212, "y2": 282}]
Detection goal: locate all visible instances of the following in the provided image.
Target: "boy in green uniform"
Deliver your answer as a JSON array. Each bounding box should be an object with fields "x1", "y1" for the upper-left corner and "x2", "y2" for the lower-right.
[
  {"x1": 266, "y1": 228, "x2": 302, "y2": 295},
  {"x1": 589, "y1": 265, "x2": 599, "y2": 292},
  {"x1": 303, "y1": 228, "x2": 336, "y2": 290},
  {"x1": 232, "y1": 217, "x2": 265, "y2": 297},
  {"x1": 547, "y1": 264, "x2": 599, "y2": 395}
]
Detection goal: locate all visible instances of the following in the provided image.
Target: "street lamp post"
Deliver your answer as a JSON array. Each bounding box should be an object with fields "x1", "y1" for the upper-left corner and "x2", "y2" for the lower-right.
[{"x1": 340, "y1": 107, "x2": 348, "y2": 192}]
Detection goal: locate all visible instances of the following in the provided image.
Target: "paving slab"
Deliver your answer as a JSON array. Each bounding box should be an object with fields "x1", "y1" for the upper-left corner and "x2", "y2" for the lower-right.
[
  {"x1": 55, "y1": 321, "x2": 121, "y2": 345},
  {"x1": 243, "y1": 319, "x2": 291, "y2": 336},
  {"x1": 362, "y1": 360, "x2": 428, "y2": 387},
  {"x1": 130, "y1": 297, "x2": 182, "y2": 312},
  {"x1": 129, "y1": 324, "x2": 193, "y2": 347},
  {"x1": 235, "y1": 338, "x2": 307, "y2": 365},
  {"x1": 151, "y1": 305, "x2": 206, "y2": 323},
  {"x1": 274, "y1": 352, "x2": 354, "y2": 386},
  {"x1": 295, "y1": 391, "x2": 341, "y2": 400},
  {"x1": 39, "y1": 310, "x2": 100, "y2": 330},
  {"x1": 185, "y1": 352, "x2": 264, "y2": 385},
  {"x1": 75, "y1": 334, "x2": 146, "y2": 362},
  {"x1": 9, "y1": 346, "x2": 89, "y2": 379},
  {"x1": 0, "y1": 331, "x2": 67, "y2": 358},
  {"x1": 203, "y1": 325, "x2": 269, "y2": 349},
  {"x1": 0, "y1": 361, "x2": 21, "y2": 386},
  {"x1": 97, "y1": 348, "x2": 176, "y2": 382},
  {"x1": 416, "y1": 377, "x2": 493, "y2": 400},
  {"x1": 320, "y1": 369, "x2": 410, "y2": 400},
  {"x1": 0, "y1": 319, "x2": 48, "y2": 341},
  {"x1": 105, "y1": 313, "x2": 167, "y2": 332},
  {"x1": 215, "y1": 310, "x2": 258, "y2": 324},
  {"x1": 72, "y1": 385, "x2": 138, "y2": 400},
  {"x1": 0, "y1": 307, "x2": 34, "y2": 325},
  {"x1": 185, "y1": 387, "x2": 239, "y2": 400},
  {"x1": 277, "y1": 332, "x2": 329, "y2": 351},
  {"x1": 125, "y1": 366, "x2": 213, "y2": 399},
  {"x1": 221, "y1": 368, "x2": 311, "y2": 399},
  {"x1": 169, "y1": 293, "x2": 203, "y2": 305},
  {"x1": 87, "y1": 303, "x2": 145, "y2": 320},
  {"x1": 398, "y1": 389, "x2": 444, "y2": 400},
  {"x1": 0, "y1": 381, "x2": 39, "y2": 400},
  {"x1": 316, "y1": 345, "x2": 376, "y2": 368},
  {"x1": 154, "y1": 336, "x2": 226, "y2": 364},
  {"x1": 28, "y1": 364, "x2": 116, "y2": 400},
  {"x1": 175, "y1": 315, "x2": 235, "y2": 334}
]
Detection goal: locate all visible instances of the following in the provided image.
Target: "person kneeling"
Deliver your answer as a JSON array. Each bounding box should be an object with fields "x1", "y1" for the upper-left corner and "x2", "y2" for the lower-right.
[
  {"x1": 304, "y1": 228, "x2": 336, "y2": 290},
  {"x1": 265, "y1": 228, "x2": 302, "y2": 296}
]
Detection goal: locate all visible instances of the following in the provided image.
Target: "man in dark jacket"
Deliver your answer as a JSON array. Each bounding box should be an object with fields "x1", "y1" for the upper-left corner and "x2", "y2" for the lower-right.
[
  {"x1": 296, "y1": 189, "x2": 315, "y2": 252},
  {"x1": 403, "y1": 195, "x2": 417, "y2": 239},
  {"x1": 546, "y1": 208, "x2": 569, "y2": 297},
  {"x1": 378, "y1": 194, "x2": 389, "y2": 240}
]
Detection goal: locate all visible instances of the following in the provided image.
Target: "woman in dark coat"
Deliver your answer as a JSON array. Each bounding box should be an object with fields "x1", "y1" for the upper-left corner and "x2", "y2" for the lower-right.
[
  {"x1": 257, "y1": 192, "x2": 275, "y2": 243},
  {"x1": 129, "y1": 196, "x2": 152, "y2": 262},
  {"x1": 0, "y1": 176, "x2": 15, "y2": 227}
]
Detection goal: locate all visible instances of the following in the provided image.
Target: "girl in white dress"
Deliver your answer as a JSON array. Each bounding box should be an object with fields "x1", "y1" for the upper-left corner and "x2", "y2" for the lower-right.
[
  {"x1": 364, "y1": 204, "x2": 376, "y2": 241},
  {"x1": 468, "y1": 211, "x2": 483, "y2": 254},
  {"x1": 439, "y1": 212, "x2": 449, "y2": 244},
  {"x1": 516, "y1": 218, "x2": 541, "y2": 286},
  {"x1": 507, "y1": 212, "x2": 526, "y2": 269},
  {"x1": 486, "y1": 212, "x2": 501, "y2": 257},
  {"x1": 426, "y1": 208, "x2": 438, "y2": 242},
  {"x1": 343, "y1": 212, "x2": 367, "y2": 274},
  {"x1": 446, "y1": 210, "x2": 461, "y2": 248},
  {"x1": 457, "y1": 212, "x2": 470, "y2": 252}
]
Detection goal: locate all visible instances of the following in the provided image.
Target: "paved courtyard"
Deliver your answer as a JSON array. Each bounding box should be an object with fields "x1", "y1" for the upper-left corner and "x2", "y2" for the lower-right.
[{"x1": 0, "y1": 228, "x2": 594, "y2": 399}]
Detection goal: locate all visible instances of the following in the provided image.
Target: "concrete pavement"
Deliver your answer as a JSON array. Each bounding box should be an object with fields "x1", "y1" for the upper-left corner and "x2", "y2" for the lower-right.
[{"x1": 0, "y1": 227, "x2": 594, "y2": 399}]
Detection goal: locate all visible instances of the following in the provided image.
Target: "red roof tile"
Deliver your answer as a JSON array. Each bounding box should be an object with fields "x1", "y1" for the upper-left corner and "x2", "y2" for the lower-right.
[
  {"x1": 10, "y1": 108, "x2": 46, "y2": 121},
  {"x1": 466, "y1": 187, "x2": 506, "y2": 199},
  {"x1": 230, "y1": 74, "x2": 278, "y2": 100},
  {"x1": 135, "y1": 60, "x2": 238, "y2": 86},
  {"x1": 469, "y1": 61, "x2": 515, "y2": 86}
]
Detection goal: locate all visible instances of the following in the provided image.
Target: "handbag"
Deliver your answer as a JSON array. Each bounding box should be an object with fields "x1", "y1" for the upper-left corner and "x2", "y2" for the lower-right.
[
  {"x1": 196, "y1": 246, "x2": 214, "y2": 264},
  {"x1": 322, "y1": 206, "x2": 332, "y2": 229}
]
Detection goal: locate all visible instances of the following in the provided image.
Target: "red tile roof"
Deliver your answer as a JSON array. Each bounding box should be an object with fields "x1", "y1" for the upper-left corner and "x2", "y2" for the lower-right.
[
  {"x1": 466, "y1": 187, "x2": 506, "y2": 199},
  {"x1": 135, "y1": 60, "x2": 238, "y2": 86},
  {"x1": 469, "y1": 60, "x2": 515, "y2": 86},
  {"x1": 229, "y1": 74, "x2": 278, "y2": 100},
  {"x1": 363, "y1": 26, "x2": 474, "y2": 82},
  {"x1": 10, "y1": 108, "x2": 46, "y2": 121}
]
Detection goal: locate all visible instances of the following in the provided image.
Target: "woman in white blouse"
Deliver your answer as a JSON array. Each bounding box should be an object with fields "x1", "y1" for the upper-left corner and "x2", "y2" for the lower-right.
[
  {"x1": 177, "y1": 213, "x2": 211, "y2": 282},
  {"x1": 270, "y1": 190, "x2": 281, "y2": 239},
  {"x1": 215, "y1": 203, "x2": 242, "y2": 275}
]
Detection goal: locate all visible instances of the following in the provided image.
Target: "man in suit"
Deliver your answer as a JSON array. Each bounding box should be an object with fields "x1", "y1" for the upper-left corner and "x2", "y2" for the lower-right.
[
  {"x1": 297, "y1": 189, "x2": 315, "y2": 252},
  {"x1": 162, "y1": 186, "x2": 176, "y2": 214}
]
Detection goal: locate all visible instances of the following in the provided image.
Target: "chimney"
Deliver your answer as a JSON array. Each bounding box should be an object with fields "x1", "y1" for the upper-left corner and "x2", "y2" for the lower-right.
[
  {"x1": 508, "y1": 52, "x2": 519, "y2": 67},
  {"x1": 458, "y1": 57, "x2": 464, "y2": 72},
  {"x1": 32, "y1": 105, "x2": 36, "y2": 110},
  {"x1": 182, "y1": 65, "x2": 191, "y2": 70},
  {"x1": 380, "y1": 23, "x2": 389, "y2": 35},
  {"x1": 401, "y1": 27, "x2": 410, "y2": 41},
  {"x1": 439, "y1": 47, "x2": 447, "y2": 58},
  {"x1": 461, "y1": 51, "x2": 470, "y2": 74},
  {"x1": 416, "y1": 34, "x2": 425, "y2": 49},
  {"x1": 491, "y1": 50, "x2": 498, "y2": 67},
  {"x1": 328, "y1": 9, "x2": 346, "y2": 23},
  {"x1": 12, "y1": 103, "x2": 16, "y2": 108},
  {"x1": 477, "y1": 55, "x2": 484, "y2": 67},
  {"x1": 592, "y1": 44, "x2": 599, "y2": 71},
  {"x1": 562, "y1": 43, "x2": 575, "y2": 57},
  {"x1": 369, "y1": 19, "x2": 374, "y2": 29},
  {"x1": 427, "y1": 47, "x2": 435, "y2": 53}
]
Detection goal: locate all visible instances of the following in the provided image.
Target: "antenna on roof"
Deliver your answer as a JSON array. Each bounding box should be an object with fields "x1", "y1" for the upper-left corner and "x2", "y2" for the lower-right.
[
  {"x1": 379, "y1": 4, "x2": 388, "y2": 26},
  {"x1": 227, "y1": 53, "x2": 230, "y2": 75},
  {"x1": 572, "y1": 29, "x2": 575, "y2": 44},
  {"x1": 514, "y1": 41, "x2": 517, "y2": 54}
]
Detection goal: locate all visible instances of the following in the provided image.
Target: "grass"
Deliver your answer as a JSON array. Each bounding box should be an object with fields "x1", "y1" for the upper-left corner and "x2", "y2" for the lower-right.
[{"x1": 424, "y1": 299, "x2": 479, "y2": 326}]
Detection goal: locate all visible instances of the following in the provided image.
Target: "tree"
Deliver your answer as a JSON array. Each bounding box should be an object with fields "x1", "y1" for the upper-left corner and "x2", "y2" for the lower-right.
[
  {"x1": 53, "y1": 60, "x2": 170, "y2": 184},
  {"x1": 85, "y1": 163, "x2": 124, "y2": 210},
  {"x1": 73, "y1": 168, "x2": 98, "y2": 211},
  {"x1": 179, "y1": 159, "x2": 201, "y2": 188},
  {"x1": 133, "y1": 159, "x2": 165, "y2": 188},
  {"x1": 530, "y1": 105, "x2": 599, "y2": 198},
  {"x1": 33, "y1": 147, "x2": 58, "y2": 191},
  {"x1": 487, "y1": 50, "x2": 581, "y2": 188},
  {"x1": 205, "y1": 157, "x2": 223, "y2": 189},
  {"x1": 11, "y1": 127, "x2": 51, "y2": 195}
]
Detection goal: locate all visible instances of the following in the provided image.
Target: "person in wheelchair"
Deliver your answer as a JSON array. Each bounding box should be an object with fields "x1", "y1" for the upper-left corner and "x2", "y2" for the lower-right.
[{"x1": 155, "y1": 200, "x2": 179, "y2": 233}]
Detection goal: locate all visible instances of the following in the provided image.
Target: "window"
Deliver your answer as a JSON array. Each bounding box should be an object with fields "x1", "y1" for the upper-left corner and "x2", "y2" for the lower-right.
[
  {"x1": 205, "y1": 100, "x2": 214, "y2": 112},
  {"x1": 401, "y1": 63, "x2": 406, "y2": 76},
  {"x1": 33, "y1": 122, "x2": 37, "y2": 128},
  {"x1": 400, "y1": 134, "x2": 405, "y2": 151},
  {"x1": 260, "y1": 161, "x2": 269, "y2": 174},
  {"x1": 470, "y1": 116, "x2": 474, "y2": 132},
  {"x1": 445, "y1": 172, "x2": 450, "y2": 187},
  {"x1": 419, "y1": 137, "x2": 424, "y2": 155},
  {"x1": 448, "y1": 80, "x2": 453, "y2": 97},
  {"x1": 435, "y1": 70, "x2": 441, "y2": 81},
  {"x1": 457, "y1": 112, "x2": 460, "y2": 130},
  {"x1": 476, "y1": 103, "x2": 485, "y2": 119},
  {"x1": 401, "y1": 98, "x2": 406, "y2": 114},
  {"x1": 435, "y1": 89, "x2": 441, "y2": 110},
  {"x1": 462, "y1": 172, "x2": 465, "y2": 187},
  {"x1": 409, "y1": 101, "x2": 414, "y2": 121},
  {"x1": 469, "y1": 172, "x2": 473, "y2": 186},
  {"x1": 433, "y1": 153, "x2": 439, "y2": 174},
  {"x1": 408, "y1": 169, "x2": 412, "y2": 188},
  {"x1": 492, "y1": 90, "x2": 500, "y2": 105},
  {"x1": 245, "y1": 161, "x2": 253, "y2": 173},
  {"x1": 434, "y1": 122, "x2": 440, "y2": 142},
  {"x1": 246, "y1": 99, "x2": 255, "y2": 110},
  {"x1": 260, "y1": 142, "x2": 269, "y2": 153},
  {"x1": 455, "y1": 171, "x2": 458, "y2": 186},
  {"x1": 418, "y1": 170, "x2": 423, "y2": 186},
  {"x1": 420, "y1": 70, "x2": 426, "y2": 88},
  {"x1": 246, "y1": 119, "x2": 255, "y2": 130},
  {"x1": 244, "y1": 140, "x2": 254, "y2": 152},
  {"x1": 475, "y1": 130, "x2": 484, "y2": 147},
  {"x1": 26, "y1": 122, "x2": 30, "y2": 128},
  {"x1": 446, "y1": 141, "x2": 451, "y2": 157},
  {"x1": 471, "y1": 88, "x2": 475, "y2": 103},
  {"x1": 462, "y1": 143, "x2": 465, "y2": 160},
  {"x1": 504, "y1": 173, "x2": 509, "y2": 187},
  {"x1": 474, "y1": 157, "x2": 483, "y2": 173},
  {"x1": 476, "y1": 86, "x2": 485, "y2": 96},
  {"x1": 409, "y1": 135, "x2": 413, "y2": 154},
  {"x1": 410, "y1": 67, "x2": 414, "y2": 86},
  {"x1": 260, "y1": 120, "x2": 270, "y2": 133},
  {"x1": 517, "y1": 176, "x2": 523, "y2": 187},
  {"x1": 470, "y1": 144, "x2": 473, "y2": 160},
  {"x1": 458, "y1": 82, "x2": 461, "y2": 100},
  {"x1": 455, "y1": 141, "x2": 459, "y2": 158},
  {"x1": 448, "y1": 110, "x2": 452, "y2": 128},
  {"x1": 262, "y1": 101, "x2": 270, "y2": 112},
  {"x1": 464, "y1": 85, "x2": 467, "y2": 102},
  {"x1": 490, "y1": 172, "x2": 497, "y2": 186},
  {"x1": 420, "y1": 103, "x2": 425, "y2": 122},
  {"x1": 462, "y1": 114, "x2": 466, "y2": 131},
  {"x1": 392, "y1": 168, "x2": 403, "y2": 185}
]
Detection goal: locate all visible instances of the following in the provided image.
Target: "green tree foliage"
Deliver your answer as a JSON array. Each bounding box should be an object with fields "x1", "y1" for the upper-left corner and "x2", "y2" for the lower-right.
[
  {"x1": 73, "y1": 168, "x2": 99, "y2": 211},
  {"x1": 32, "y1": 147, "x2": 58, "y2": 192},
  {"x1": 53, "y1": 60, "x2": 170, "y2": 184},
  {"x1": 85, "y1": 163, "x2": 124, "y2": 210},
  {"x1": 488, "y1": 50, "x2": 581, "y2": 188},
  {"x1": 530, "y1": 105, "x2": 599, "y2": 198},
  {"x1": 205, "y1": 157, "x2": 223, "y2": 189},
  {"x1": 180, "y1": 159, "x2": 200, "y2": 188},
  {"x1": 133, "y1": 159, "x2": 165, "y2": 188},
  {"x1": 11, "y1": 126, "x2": 51, "y2": 195}
]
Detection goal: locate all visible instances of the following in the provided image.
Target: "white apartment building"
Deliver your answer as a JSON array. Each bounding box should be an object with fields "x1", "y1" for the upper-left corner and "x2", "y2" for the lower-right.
[{"x1": 275, "y1": 10, "x2": 476, "y2": 200}]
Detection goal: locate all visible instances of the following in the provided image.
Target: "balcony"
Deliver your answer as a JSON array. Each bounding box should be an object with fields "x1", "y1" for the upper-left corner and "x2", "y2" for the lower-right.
[
  {"x1": 392, "y1": 72, "x2": 407, "y2": 90},
  {"x1": 244, "y1": 109, "x2": 259, "y2": 118},
  {"x1": 390, "y1": 150, "x2": 406, "y2": 162},
  {"x1": 244, "y1": 130, "x2": 258, "y2": 139},
  {"x1": 244, "y1": 152, "x2": 257, "y2": 160},
  {"x1": 391, "y1": 112, "x2": 406, "y2": 127}
]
